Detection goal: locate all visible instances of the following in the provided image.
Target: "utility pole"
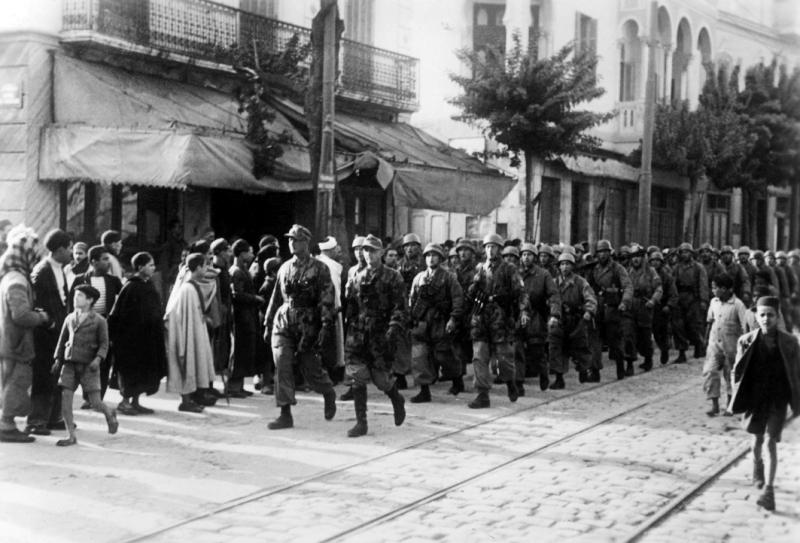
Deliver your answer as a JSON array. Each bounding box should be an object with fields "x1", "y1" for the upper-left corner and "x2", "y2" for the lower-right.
[
  {"x1": 316, "y1": 0, "x2": 338, "y2": 237},
  {"x1": 638, "y1": 0, "x2": 658, "y2": 244}
]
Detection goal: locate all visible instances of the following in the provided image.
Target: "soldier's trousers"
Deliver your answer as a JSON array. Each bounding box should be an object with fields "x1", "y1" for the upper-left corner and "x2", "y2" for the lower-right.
[
  {"x1": 272, "y1": 331, "x2": 334, "y2": 408},
  {"x1": 652, "y1": 307, "x2": 671, "y2": 353},
  {"x1": 598, "y1": 306, "x2": 624, "y2": 363},
  {"x1": 517, "y1": 340, "x2": 547, "y2": 380},
  {"x1": 672, "y1": 296, "x2": 704, "y2": 352},
  {"x1": 411, "y1": 317, "x2": 458, "y2": 384},
  {"x1": 632, "y1": 325, "x2": 653, "y2": 360},
  {"x1": 472, "y1": 341, "x2": 514, "y2": 392},
  {"x1": 621, "y1": 313, "x2": 638, "y2": 362},
  {"x1": 452, "y1": 332, "x2": 472, "y2": 376},
  {"x1": 346, "y1": 350, "x2": 395, "y2": 392},
  {"x1": 588, "y1": 323, "x2": 604, "y2": 370},
  {"x1": 392, "y1": 331, "x2": 412, "y2": 376},
  {"x1": 549, "y1": 319, "x2": 591, "y2": 374}
]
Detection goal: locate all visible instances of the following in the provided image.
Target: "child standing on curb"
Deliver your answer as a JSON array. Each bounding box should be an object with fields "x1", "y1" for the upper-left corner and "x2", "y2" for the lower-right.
[
  {"x1": 703, "y1": 274, "x2": 752, "y2": 417},
  {"x1": 53, "y1": 284, "x2": 118, "y2": 446},
  {"x1": 730, "y1": 296, "x2": 800, "y2": 511}
]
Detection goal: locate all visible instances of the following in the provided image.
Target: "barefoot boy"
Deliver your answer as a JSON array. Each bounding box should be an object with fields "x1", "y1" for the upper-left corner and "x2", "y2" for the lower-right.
[
  {"x1": 730, "y1": 296, "x2": 800, "y2": 511},
  {"x1": 53, "y1": 284, "x2": 118, "y2": 446}
]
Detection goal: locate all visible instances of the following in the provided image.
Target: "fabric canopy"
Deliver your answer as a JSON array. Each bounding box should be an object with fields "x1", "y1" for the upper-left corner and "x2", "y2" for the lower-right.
[{"x1": 39, "y1": 125, "x2": 269, "y2": 192}]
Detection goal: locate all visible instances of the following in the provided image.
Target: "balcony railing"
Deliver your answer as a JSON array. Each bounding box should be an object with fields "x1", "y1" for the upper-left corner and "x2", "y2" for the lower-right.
[{"x1": 61, "y1": 0, "x2": 419, "y2": 111}]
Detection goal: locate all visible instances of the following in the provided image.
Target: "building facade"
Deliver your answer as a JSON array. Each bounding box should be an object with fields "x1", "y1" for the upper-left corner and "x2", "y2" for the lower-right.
[{"x1": 408, "y1": 0, "x2": 800, "y2": 249}]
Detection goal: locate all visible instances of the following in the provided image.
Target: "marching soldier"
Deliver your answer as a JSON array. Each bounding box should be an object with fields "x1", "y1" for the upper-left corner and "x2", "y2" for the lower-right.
[
  {"x1": 671, "y1": 242, "x2": 710, "y2": 363},
  {"x1": 589, "y1": 240, "x2": 634, "y2": 380},
  {"x1": 343, "y1": 234, "x2": 407, "y2": 437},
  {"x1": 699, "y1": 243, "x2": 726, "y2": 291},
  {"x1": 395, "y1": 233, "x2": 425, "y2": 389},
  {"x1": 719, "y1": 245, "x2": 751, "y2": 307},
  {"x1": 263, "y1": 224, "x2": 338, "y2": 430},
  {"x1": 538, "y1": 244, "x2": 558, "y2": 279},
  {"x1": 550, "y1": 252, "x2": 597, "y2": 388},
  {"x1": 502, "y1": 245, "x2": 520, "y2": 268},
  {"x1": 627, "y1": 244, "x2": 662, "y2": 372},
  {"x1": 340, "y1": 235, "x2": 367, "y2": 402},
  {"x1": 649, "y1": 251, "x2": 678, "y2": 365},
  {"x1": 467, "y1": 234, "x2": 529, "y2": 408},
  {"x1": 451, "y1": 239, "x2": 478, "y2": 395},
  {"x1": 518, "y1": 243, "x2": 560, "y2": 392},
  {"x1": 737, "y1": 246, "x2": 758, "y2": 288},
  {"x1": 408, "y1": 244, "x2": 463, "y2": 403}
]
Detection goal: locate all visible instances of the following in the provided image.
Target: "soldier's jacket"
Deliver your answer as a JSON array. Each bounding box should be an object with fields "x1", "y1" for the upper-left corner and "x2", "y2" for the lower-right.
[
  {"x1": 723, "y1": 261, "x2": 752, "y2": 302},
  {"x1": 755, "y1": 263, "x2": 779, "y2": 296},
  {"x1": 409, "y1": 266, "x2": 463, "y2": 324},
  {"x1": 589, "y1": 260, "x2": 633, "y2": 309},
  {"x1": 771, "y1": 264, "x2": 791, "y2": 300},
  {"x1": 702, "y1": 260, "x2": 727, "y2": 290},
  {"x1": 740, "y1": 260, "x2": 758, "y2": 287},
  {"x1": 265, "y1": 255, "x2": 335, "y2": 350},
  {"x1": 655, "y1": 267, "x2": 678, "y2": 310},
  {"x1": 673, "y1": 259, "x2": 710, "y2": 303},
  {"x1": 469, "y1": 257, "x2": 528, "y2": 323},
  {"x1": 520, "y1": 264, "x2": 560, "y2": 341},
  {"x1": 345, "y1": 263, "x2": 407, "y2": 337},
  {"x1": 557, "y1": 273, "x2": 597, "y2": 328},
  {"x1": 779, "y1": 262, "x2": 799, "y2": 298},
  {"x1": 398, "y1": 255, "x2": 424, "y2": 295},
  {"x1": 627, "y1": 264, "x2": 663, "y2": 324}
]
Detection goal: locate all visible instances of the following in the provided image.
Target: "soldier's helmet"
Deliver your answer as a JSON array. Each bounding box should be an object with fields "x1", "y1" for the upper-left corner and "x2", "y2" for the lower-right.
[
  {"x1": 646, "y1": 245, "x2": 660, "y2": 256},
  {"x1": 538, "y1": 244, "x2": 555, "y2": 258},
  {"x1": 699, "y1": 242, "x2": 714, "y2": 252},
  {"x1": 649, "y1": 251, "x2": 664, "y2": 262},
  {"x1": 776, "y1": 251, "x2": 788, "y2": 260},
  {"x1": 502, "y1": 246, "x2": 520, "y2": 258},
  {"x1": 362, "y1": 234, "x2": 383, "y2": 251},
  {"x1": 558, "y1": 252, "x2": 576, "y2": 264},
  {"x1": 351, "y1": 235, "x2": 365, "y2": 249},
  {"x1": 751, "y1": 250, "x2": 765, "y2": 260},
  {"x1": 552, "y1": 244, "x2": 564, "y2": 255},
  {"x1": 483, "y1": 233, "x2": 504, "y2": 247},
  {"x1": 520, "y1": 242, "x2": 538, "y2": 255},
  {"x1": 573, "y1": 243, "x2": 585, "y2": 255},
  {"x1": 789, "y1": 249, "x2": 800, "y2": 259},
  {"x1": 422, "y1": 243, "x2": 445, "y2": 259},
  {"x1": 619, "y1": 245, "x2": 631, "y2": 255},
  {"x1": 720, "y1": 245, "x2": 734, "y2": 255},
  {"x1": 402, "y1": 233, "x2": 422, "y2": 246},
  {"x1": 449, "y1": 247, "x2": 459, "y2": 258},
  {"x1": 456, "y1": 239, "x2": 475, "y2": 253},
  {"x1": 737, "y1": 245, "x2": 751, "y2": 256},
  {"x1": 629, "y1": 243, "x2": 645, "y2": 257},
  {"x1": 765, "y1": 250, "x2": 776, "y2": 259},
  {"x1": 595, "y1": 239, "x2": 613, "y2": 253},
  {"x1": 678, "y1": 242, "x2": 694, "y2": 253},
  {"x1": 284, "y1": 224, "x2": 312, "y2": 241}
]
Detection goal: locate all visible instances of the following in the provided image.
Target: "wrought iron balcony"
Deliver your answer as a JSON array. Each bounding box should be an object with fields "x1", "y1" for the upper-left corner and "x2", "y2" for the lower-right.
[{"x1": 60, "y1": 0, "x2": 419, "y2": 111}]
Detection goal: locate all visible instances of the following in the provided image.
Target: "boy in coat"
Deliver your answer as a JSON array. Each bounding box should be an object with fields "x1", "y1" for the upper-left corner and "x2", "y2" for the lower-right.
[{"x1": 730, "y1": 296, "x2": 800, "y2": 511}]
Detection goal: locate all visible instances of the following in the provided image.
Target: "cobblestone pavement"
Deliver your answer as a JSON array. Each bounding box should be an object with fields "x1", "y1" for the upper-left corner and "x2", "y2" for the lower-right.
[{"x1": 1, "y1": 354, "x2": 797, "y2": 543}]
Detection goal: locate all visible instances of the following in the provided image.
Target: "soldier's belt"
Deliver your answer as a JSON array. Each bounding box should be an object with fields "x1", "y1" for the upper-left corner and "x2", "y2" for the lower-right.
[{"x1": 286, "y1": 298, "x2": 315, "y2": 309}]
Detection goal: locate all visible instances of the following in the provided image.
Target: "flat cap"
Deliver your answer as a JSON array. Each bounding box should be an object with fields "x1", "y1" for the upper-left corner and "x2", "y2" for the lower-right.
[
  {"x1": 285, "y1": 224, "x2": 312, "y2": 241},
  {"x1": 362, "y1": 234, "x2": 383, "y2": 251}
]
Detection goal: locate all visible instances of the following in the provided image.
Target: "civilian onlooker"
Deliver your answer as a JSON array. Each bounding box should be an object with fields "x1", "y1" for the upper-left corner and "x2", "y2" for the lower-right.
[
  {"x1": 64, "y1": 241, "x2": 89, "y2": 288},
  {"x1": 383, "y1": 247, "x2": 399, "y2": 269},
  {"x1": 70, "y1": 245, "x2": 122, "y2": 402},
  {"x1": 317, "y1": 236, "x2": 345, "y2": 379},
  {"x1": 730, "y1": 296, "x2": 800, "y2": 512},
  {"x1": 100, "y1": 230, "x2": 125, "y2": 281},
  {"x1": 165, "y1": 253, "x2": 215, "y2": 412},
  {"x1": 53, "y1": 284, "x2": 118, "y2": 446},
  {"x1": 108, "y1": 252, "x2": 167, "y2": 415},
  {"x1": 257, "y1": 257, "x2": 281, "y2": 395},
  {"x1": 160, "y1": 219, "x2": 186, "y2": 303},
  {"x1": 210, "y1": 238, "x2": 233, "y2": 394},
  {"x1": 26, "y1": 229, "x2": 72, "y2": 435},
  {"x1": 228, "y1": 239, "x2": 262, "y2": 397},
  {"x1": 0, "y1": 225, "x2": 49, "y2": 443}
]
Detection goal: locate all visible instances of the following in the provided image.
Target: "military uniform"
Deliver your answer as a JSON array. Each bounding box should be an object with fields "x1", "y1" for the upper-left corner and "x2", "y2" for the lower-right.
[
  {"x1": 720, "y1": 246, "x2": 751, "y2": 307},
  {"x1": 649, "y1": 253, "x2": 678, "y2": 364},
  {"x1": 395, "y1": 240, "x2": 424, "y2": 382},
  {"x1": 409, "y1": 249, "x2": 463, "y2": 395},
  {"x1": 550, "y1": 267, "x2": 597, "y2": 383},
  {"x1": 468, "y1": 235, "x2": 529, "y2": 407},
  {"x1": 671, "y1": 248, "x2": 710, "y2": 359},
  {"x1": 589, "y1": 245, "x2": 634, "y2": 380},
  {"x1": 627, "y1": 258, "x2": 662, "y2": 371},
  {"x1": 519, "y1": 256, "x2": 560, "y2": 389},
  {"x1": 343, "y1": 234, "x2": 407, "y2": 436},
  {"x1": 452, "y1": 247, "x2": 477, "y2": 387}
]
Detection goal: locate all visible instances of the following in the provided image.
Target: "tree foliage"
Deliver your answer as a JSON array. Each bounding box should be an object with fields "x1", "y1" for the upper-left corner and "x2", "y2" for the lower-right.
[{"x1": 449, "y1": 35, "x2": 614, "y2": 166}]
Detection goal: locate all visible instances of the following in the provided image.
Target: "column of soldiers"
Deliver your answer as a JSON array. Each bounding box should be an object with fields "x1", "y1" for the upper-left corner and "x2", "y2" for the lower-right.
[{"x1": 263, "y1": 223, "x2": 800, "y2": 437}]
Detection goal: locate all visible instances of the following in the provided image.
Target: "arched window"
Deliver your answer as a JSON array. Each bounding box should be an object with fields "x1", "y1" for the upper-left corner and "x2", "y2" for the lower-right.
[{"x1": 619, "y1": 20, "x2": 642, "y2": 101}]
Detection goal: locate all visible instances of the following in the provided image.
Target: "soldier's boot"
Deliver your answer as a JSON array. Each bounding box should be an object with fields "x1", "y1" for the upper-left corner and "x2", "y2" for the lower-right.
[
  {"x1": 339, "y1": 386, "x2": 354, "y2": 401},
  {"x1": 551, "y1": 373, "x2": 565, "y2": 390},
  {"x1": 625, "y1": 360, "x2": 635, "y2": 377},
  {"x1": 590, "y1": 368, "x2": 601, "y2": 382},
  {"x1": 694, "y1": 344, "x2": 706, "y2": 359},
  {"x1": 753, "y1": 458, "x2": 765, "y2": 489},
  {"x1": 448, "y1": 376, "x2": 465, "y2": 396},
  {"x1": 323, "y1": 388, "x2": 337, "y2": 420},
  {"x1": 539, "y1": 373, "x2": 550, "y2": 391},
  {"x1": 615, "y1": 359, "x2": 626, "y2": 380},
  {"x1": 385, "y1": 384, "x2": 406, "y2": 426},
  {"x1": 640, "y1": 357, "x2": 653, "y2": 372},
  {"x1": 410, "y1": 384, "x2": 432, "y2": 404},
  {"x1": 672, "y1": 351, "x2": 687, "y2": 364},
  {"x1": 706, "y1": 398, "x2": 720, "y2": 417},
  {"x1": 516, "y1": 381, "x2": 525, "y2": 397},
  {"x1": 756, "y1": 485, "x2": 775, "y2": 511},
  {"x1": 267, "y1": 405, "x2": 293, "y2": 430},
  {"x1": 506, "y1": 381, "x2": 519, "y2": 403},
  {"x1": 468, "y1": 391, "x2": 490, "y2": 409},
  {"x1": 347, "y1": 387, "x2": 368, "y2": 438},
  {"x1": 660, "y1": 350, "x2": 669, "y2": 365},
  {"x1": 578, "y1": 369, "x2": 590, "y2": 384},
  {"x1": 394, "y1": 374, "x2": 408, "y2": 390}
]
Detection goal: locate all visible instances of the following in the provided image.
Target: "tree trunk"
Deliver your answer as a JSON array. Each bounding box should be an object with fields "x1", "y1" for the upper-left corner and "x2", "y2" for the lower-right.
[
  {"x1": 683, "y1": 173, "x2": 708, "y2": 245},
  {"x1": 524, "y1": 149, "x2": 534, "y2": 241}
]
